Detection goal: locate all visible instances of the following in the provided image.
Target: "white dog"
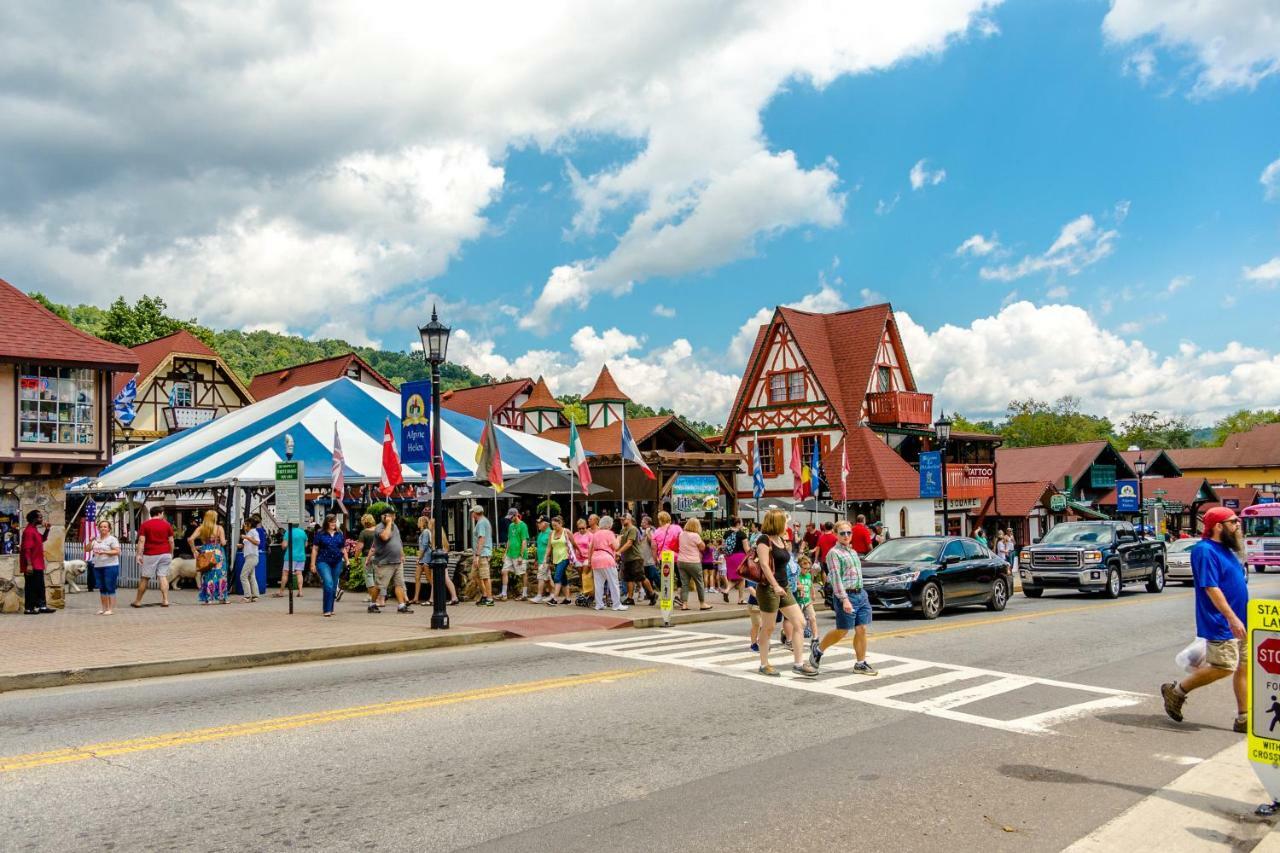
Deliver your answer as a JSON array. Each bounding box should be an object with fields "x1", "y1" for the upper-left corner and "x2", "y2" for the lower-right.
[
  {"x1": 168, "y1": 557, "x2": 199, "y2": 589},
  {"x1": 63, "y1": 559, "x2": 87, "y2": 593}
]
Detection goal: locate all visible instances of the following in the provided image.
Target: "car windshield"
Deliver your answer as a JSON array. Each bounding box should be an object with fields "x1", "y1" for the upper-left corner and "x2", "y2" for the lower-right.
[
  {"x1": 1167, "y1": 539, "x2": 1197, "y2": 553},
  {"x1": 1041, "y1": 525, "x2": 1113, "y2": 545},
  {"x1": 866, "y1": 539, "x2": 944, "y2": 563}
]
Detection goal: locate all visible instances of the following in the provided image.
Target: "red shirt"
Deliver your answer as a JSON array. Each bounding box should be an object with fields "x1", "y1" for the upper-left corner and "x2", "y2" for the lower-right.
[
  {"x1": 816, "y1": 532, "x2": 838, "y2": 565},
  {"x1": 20, "y1": 524, "x2": 45, "y2": 574},
  {"x1": 850, "y1": 523, "x2": 874, "y2": 555},
  {"x1": 138, "y1": 518, "x2": 174, "y2": 556},
  {"x1": 803, "y1": 529, "x2": 820, "y2": 550}
]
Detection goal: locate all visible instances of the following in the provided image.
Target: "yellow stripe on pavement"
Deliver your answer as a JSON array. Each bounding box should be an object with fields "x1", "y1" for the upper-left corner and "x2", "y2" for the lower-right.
[{"x1": 0, "y1": 667, "x2": 655, "y2": 774}]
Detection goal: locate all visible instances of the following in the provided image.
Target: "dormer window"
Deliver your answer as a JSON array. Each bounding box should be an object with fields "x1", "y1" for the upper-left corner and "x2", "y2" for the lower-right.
[
  {"x1": 768, "y1": 370, "x2": 805, "y2": 404},
  {"x1": 346, "y1": 364, "x2": 361, "y2": 380}
]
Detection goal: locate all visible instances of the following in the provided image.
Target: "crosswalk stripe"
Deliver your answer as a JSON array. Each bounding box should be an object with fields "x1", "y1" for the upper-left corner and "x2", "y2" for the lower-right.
[
  {"x1": 849, "y1": 670, "x2": 985, "y2": 700},
  {"x1": 914, "y1": 676, "x2": 1036, "y2": 711},
  {"x1": 820, "y1": 660, "x2": 933, "y2": 687}
]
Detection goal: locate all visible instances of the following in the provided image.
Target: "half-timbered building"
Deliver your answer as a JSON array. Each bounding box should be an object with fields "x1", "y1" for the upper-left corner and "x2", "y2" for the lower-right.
[
  {"x1": 249, "y1": 352, "x2": 395, "y2": 401},
  {"x1": 441, "y1": 378, "x2": 534, "y2": 430},
  {"x1": 111, "y1": 331, "x2": 253, "y2": 448}
]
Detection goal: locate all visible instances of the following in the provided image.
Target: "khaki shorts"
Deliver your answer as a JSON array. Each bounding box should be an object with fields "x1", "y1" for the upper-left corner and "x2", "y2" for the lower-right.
[
  {"x1": 502, "y1": 556, "x2": 525, "y2": 573},
  {"x1": 140, "y1": 553, "x2": 171, "y2": 579},
  {"x1": 373, "y1": 561, "x2": 405, "y2": 592},
  {"x1": 1206, "y1": 638, "x2": 1244, "y2": 671},
  {"x1": 755, "y1": 584, "x2": 796, "y2": 614},
  {"x1": 472, "y1": 555, "x2": 490, "y2": 582}
]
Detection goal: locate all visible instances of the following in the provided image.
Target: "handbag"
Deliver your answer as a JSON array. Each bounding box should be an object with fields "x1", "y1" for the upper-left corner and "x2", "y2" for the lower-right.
[
  {"x1": 739, "y1": 550, "x2": 764, "y2": 583},
  {"x1": 195, "y1": 549, "x2": 216, "y2": 571}
]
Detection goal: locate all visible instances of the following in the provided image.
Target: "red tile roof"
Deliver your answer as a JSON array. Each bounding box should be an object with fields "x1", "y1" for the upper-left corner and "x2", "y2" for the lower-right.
[
  {"x1": 821, "y1": 427, "x2": 920, "y2": 501},
  {"x1": 995, "y1": 441, "x2": 1126, "y2": 488},
  {"x1": 0, "y1": 278, "x2": 138, "y2": 371},
  {"x1": 249, "y1": 352, "x2": 395, "y2": 400},
  {"x1": 112, "y1": 330, "x2": 222, "y2": 397},
  {"x1": 519, "y1": 376, "x2": 563, "y2": 411},
  {"x1": 1118, "y1": 449, "x2": 1182, "y2": 477},
  {"x1": 1097, "y1": 477, "x2": 1218, "y2": 507},
  {"x1": 1168, "y1": 424, "x2": 1280, "y2": 470},
  {"x1": 989, "y1": 481, "x2": 1057, "y2": 518},
  {"x1": 540, "y1": 416, "x2": 672, "y2": 455},
  {"x1": 441, "y1": 378, "x2": 533, "y2": 421},
  {"x1": 1197, "y1": 486, "x2": 1260, "y2": 515},
  {"x1": 583, "y1": 364, "x2": 630, "y2": 403}
]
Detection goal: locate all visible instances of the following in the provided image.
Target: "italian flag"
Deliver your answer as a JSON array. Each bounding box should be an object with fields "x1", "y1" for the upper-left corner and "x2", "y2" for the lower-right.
[{"x1": 569, "y1": 421, "x2": 592, "y2": 494}]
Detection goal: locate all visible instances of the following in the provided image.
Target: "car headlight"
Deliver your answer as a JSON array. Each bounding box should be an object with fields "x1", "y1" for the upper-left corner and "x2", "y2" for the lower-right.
[
  {"x1": 882, "y1": 571, "x2": 920, "y2": 588},
  {"x1": 1019, "y1": 551, "x2": 1031, "y2": 562},
  {"x1": 1083, "y1": 550, "x2": 1103, "y2": 564}
]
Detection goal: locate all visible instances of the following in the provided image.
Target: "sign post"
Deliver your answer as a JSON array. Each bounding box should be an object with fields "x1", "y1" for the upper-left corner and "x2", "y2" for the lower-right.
[
  {"x1": 659, "y1": 550, "x2": 675, "y2": 626},
  {"x1": 275, "y1": 460, "x2": 305, "y2": 615},
  {"x1": 1248, "y1": 599, "x2": 1280, "y2": 812}
]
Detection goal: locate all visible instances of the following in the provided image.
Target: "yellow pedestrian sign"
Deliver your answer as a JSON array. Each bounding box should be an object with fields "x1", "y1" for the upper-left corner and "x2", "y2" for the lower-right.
[
  {"x1": 1248, "y1": 599, "x2": 1280, "y2": 803},
  {"x1": 659, "y1": 550, "x2": 675, "y2": 626}
]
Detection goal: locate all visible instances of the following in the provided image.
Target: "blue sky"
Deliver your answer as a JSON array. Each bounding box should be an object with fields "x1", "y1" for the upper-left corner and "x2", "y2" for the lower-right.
[{"x1": 2, "y1": 1, "x2": 1278, "y2": 424}]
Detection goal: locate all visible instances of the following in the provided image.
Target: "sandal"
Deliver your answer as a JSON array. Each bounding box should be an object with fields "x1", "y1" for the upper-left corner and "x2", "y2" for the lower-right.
[
  {"x1": 757, "y1": 665, "x2": 780, "y2": 677},
  {"x1": 700, "y1": 605, "x2": 713, "y2": 611}
]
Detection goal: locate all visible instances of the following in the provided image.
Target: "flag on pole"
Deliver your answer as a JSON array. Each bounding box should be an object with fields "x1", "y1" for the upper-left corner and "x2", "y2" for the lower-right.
[
  {"x1": 331, "y1": 422, "x2": 346, "y2": 512},
  {"x1": 751, "y1": 438, "x2": 765, "y2": 499},
  {"x1": 569, "y1": 421, "x2": 592, "y2": 494},
  {"x1": 113, "y1": 374, "x2": 138, "y2": 427},
  {"x1": 379, "y1": 417, "x2": 403, "y2": 496},
  {"x1": 167, "y1": 384, "x2": 178, "y2": 408},
  {"x1": 81, "y1": 499, "x2": 98, "y2": 559},
  {"x1": 810, "y1": 437, "x2": 823, "y2": 498},
  {"x1": 790, "y1": 439, "x2": 806, "y2": 500},
  {"x1": 620, "y1": 421, "x2": 655, "y2": 480},
  {"x1": 475, "y1": 407, "x2": 504, "y2": 492},
  {"x1": 840, "y1": 437, "x2": 849, "y2": 502}
]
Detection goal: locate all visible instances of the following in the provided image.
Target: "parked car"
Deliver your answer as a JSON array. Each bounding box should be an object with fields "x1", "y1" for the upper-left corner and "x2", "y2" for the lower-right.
[
  {"x1": 1164, "y1": 538, "x2": 1197, "y2": 585},
  {"x1": 1018, "y1": 521, "x2": 1166, "y2": 599},
  {"x1": 859, "y1": 536, "x2": 1013, "y2": 620}
]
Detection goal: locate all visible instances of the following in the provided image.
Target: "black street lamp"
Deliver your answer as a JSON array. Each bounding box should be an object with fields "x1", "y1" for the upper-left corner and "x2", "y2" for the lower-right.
[
  {"x1": 934, "y1": 412, "x2": 953, "y2": 536},
  {"x1": 419, "y1": 305, "x2": 451, "y2": 630},
  {"x1": 1134, "y1": 453, "x2": 1146, "y2": 532}
]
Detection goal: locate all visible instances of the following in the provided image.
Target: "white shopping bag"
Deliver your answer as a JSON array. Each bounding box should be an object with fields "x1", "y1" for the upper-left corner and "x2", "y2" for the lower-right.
[{"x1": 1175, "y1": 638, "x2": 1207, "y2": 673}]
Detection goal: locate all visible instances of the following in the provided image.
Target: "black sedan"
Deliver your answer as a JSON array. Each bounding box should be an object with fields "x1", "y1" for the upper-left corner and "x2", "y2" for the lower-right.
[{"x1": 856, "y1": 536, "x2": 1013, "y2": 620}]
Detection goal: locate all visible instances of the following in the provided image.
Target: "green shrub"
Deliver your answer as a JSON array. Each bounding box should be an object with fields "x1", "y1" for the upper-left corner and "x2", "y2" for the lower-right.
[
  {"x1": 343, "y1": 555, "x2": 368, "y2": 590},
  {"x1": 366, "y1": 501, "x2": 394, "y2": 519},
  {"x1": 536, "y1": 499, "x2": 561, "y2": 517}
]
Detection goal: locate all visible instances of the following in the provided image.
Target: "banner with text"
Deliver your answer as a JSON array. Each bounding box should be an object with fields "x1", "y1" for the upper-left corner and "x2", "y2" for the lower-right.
[
  {"x1": 400, "y1": 380, "x2": 432, "y2": 465},
  {"x1": 919, "y1": 451, "x2": 942, "y2": 499}
]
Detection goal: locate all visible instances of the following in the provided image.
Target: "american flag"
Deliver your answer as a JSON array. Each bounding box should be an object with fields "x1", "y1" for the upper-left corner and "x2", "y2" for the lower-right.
[{"x1": 82, "y1": 499, "x2": 97, "y2": 559}]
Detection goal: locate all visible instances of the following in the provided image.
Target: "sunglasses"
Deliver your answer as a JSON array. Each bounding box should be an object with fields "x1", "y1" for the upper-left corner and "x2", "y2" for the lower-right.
[
  {"x1": 837, "y1": 530, "x2": 853, "y2": 536},
  {"x1": 1223, "y1": 518, "x2": 1240, "y2": 526}
]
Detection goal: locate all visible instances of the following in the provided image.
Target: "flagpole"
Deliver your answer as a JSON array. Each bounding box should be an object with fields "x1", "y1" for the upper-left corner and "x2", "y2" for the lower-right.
[{"x1": 620, "y1": 414, "x2": 626, "y2": 519}]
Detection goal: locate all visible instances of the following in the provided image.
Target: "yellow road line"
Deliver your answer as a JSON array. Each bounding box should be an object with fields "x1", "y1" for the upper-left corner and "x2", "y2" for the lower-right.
[
  {"x1": 0, "y1": 667, "x2": 655, "y2": 774},
  {"x1": 868, "y1": 588, "x2": 1198, "y2": 641}
]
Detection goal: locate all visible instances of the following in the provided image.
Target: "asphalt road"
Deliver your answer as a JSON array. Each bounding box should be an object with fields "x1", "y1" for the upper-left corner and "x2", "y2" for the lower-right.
[{"x1": 4, "y1": 574, "x2": 1279, "y2": 852}]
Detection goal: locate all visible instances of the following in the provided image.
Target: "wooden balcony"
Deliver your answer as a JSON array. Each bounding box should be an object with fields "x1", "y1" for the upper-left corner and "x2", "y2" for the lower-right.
[
  {"x1": 866, "y1": 391, "x2": 933, "y2": 427},
  {"x1": 946, "y1": 463, "x2": 995, "y2": 502}
]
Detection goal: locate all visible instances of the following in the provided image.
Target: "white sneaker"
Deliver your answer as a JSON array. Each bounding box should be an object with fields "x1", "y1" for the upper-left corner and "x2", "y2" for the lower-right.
[
  {"x1": 613, "y1": 605, "x2": 630, "y2": 611},
  {"x1": 531, "y1": 595, "x2": 543, "y2": 603},
  {"x1": 595, "y1": 605, "x2": 605, "y2": 611}
]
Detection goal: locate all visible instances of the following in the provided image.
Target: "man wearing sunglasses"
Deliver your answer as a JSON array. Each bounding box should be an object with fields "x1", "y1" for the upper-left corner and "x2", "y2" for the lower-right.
[
  {"x1": 808, "y1": 521, "x2": 876, "y2": 676},
  {"x1": 1161, "y1": 507, "x2": 1249, "y2": 732}
]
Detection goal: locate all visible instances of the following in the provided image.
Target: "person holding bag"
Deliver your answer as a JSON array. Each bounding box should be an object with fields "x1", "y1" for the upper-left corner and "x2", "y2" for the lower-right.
[
  {"x1": 190, "y1": 509, "x2": 228, "y2": 604},
  {"x1": 754, "y1": 509, "x2": 816, "y2": 678}
]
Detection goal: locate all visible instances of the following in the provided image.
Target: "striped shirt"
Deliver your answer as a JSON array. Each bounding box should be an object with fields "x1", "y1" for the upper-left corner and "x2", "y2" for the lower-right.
[{"x1": 826, "y1": 544, "x2": 862, "y2": 599}]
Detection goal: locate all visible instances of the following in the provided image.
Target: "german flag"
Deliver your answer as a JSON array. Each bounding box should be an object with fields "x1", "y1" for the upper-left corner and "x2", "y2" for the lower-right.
[{"x1": 475, "y1": 408, "x2": 504, "y2": 493}]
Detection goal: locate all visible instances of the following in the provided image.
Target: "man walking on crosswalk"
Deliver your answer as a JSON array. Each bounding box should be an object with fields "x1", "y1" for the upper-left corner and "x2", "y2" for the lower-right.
[{"x1": 809, "y1": 520, "x2": 877, "y2": 676}]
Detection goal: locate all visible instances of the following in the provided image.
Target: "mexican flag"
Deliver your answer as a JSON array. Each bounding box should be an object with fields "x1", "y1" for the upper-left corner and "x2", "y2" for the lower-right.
[{"x1": 569, "y1": 421, "x2": 592, "y2": 494}]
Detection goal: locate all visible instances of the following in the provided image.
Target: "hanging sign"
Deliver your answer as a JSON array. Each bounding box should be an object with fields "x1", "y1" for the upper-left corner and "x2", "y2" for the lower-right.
[
  {"x1": 400, "y1": 380, "x2": 432, "y2": 465},
  {"x1": 919, "y1": 451, "x2": 942, "y2": 499},
  {"x1": 1116, "y1": 479, "x2": 1140, "y2": 513}
]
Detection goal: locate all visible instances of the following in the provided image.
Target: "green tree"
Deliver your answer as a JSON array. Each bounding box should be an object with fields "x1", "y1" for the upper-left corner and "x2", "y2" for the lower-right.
[
  {"x1": 100, "y1": 295, "x2": 214, "y2": 348},
  {"x1": 558, "y1": 394, "x2": 588, "y2": 426},
  {"x1": 1115, "y1": 410, "x2": 1195, "y2": 449},
  {"x1": 1210, "y1": 409, "x2": 1280, "y2": 446},
  {"x1": 1001, "y1": 396, "x2": 1114, "y2": 448},
  {"x1": 29, "y1": 292, "x2": 71, "y2": 321},
  {"x1": 948, "y1": 412, "x2": 998, "y2": 435}
]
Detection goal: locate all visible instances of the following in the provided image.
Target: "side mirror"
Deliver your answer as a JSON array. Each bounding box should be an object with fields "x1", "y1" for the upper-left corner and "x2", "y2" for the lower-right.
[{"x1": 942, "y1": 554, "x2": 962, "y2": 566}]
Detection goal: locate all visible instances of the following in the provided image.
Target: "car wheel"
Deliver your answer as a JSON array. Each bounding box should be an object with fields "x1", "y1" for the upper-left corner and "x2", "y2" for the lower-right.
[
  {"x1": 1104, "y1": 566, "x2": 1121, "y2": 599},
  {"x1": 1023, "y1": 587, "x2": 1043, "y2": 598},
  {"x1": 919, "y1": 581, "x2": 943, "y2": 620},
  {"x1": 986, "y1": 577, "x2": 1009, "y2": 611},
  {"x1": 1146, "y1": 562, "x2": 1165, "y2": 593}
]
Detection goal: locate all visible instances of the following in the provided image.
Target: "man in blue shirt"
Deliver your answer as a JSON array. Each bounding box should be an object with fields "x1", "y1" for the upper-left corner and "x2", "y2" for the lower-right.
[{"x1": 1161, "y1": 507, "x2": 1249, "y2": 732}]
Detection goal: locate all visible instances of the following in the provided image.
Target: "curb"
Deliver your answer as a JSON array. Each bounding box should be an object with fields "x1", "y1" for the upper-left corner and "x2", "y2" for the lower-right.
[{"x1": 0, "y1": 629, "x2": 508, "y2": 694}]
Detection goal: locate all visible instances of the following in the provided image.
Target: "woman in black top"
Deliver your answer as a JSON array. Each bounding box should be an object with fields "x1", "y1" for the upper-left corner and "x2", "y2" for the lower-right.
[{"x1": 755, "y1": 510, "x2": 817, "y2": 677}]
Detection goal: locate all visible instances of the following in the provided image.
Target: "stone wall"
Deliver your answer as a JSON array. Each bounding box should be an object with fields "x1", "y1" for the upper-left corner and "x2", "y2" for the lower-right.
[{"x1": 0, "y1": 477, "x2": 67, "y2": 612}]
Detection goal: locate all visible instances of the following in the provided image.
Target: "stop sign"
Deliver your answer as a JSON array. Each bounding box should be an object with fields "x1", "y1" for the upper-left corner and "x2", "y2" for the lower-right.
[{"x1": 1258, "y1": 638, "x2": 1280, "y2": 675}]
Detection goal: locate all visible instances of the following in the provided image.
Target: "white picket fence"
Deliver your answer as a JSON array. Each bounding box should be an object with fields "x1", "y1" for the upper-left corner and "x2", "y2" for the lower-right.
[{"x1": 65, "y1": 540, "x2": 143, "y2": 588}]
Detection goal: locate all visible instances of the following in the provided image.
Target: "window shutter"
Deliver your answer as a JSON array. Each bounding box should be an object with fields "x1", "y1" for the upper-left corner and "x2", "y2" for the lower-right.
[
  {"x1": 746, "y1": 439, "x2": 755, "y2": 471},
  {"x1": 771, "y1": 438, "x2": 783, "y2": 478}
]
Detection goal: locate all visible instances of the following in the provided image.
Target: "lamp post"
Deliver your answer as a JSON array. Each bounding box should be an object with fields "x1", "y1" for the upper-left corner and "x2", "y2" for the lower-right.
[
  {"x1": 420, "y1": 306, "x2": 451, "y2": 630},
  {"x1": 934, "y1": 413, "x2": 953, "y2": 536},
  {"x1": 1134, "y1": 453, "x2": 1146, "y2": 533}
]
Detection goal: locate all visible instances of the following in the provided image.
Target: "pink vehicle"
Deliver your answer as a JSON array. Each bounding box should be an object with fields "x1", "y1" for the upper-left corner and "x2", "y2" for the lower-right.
[{"x1": 1243, "y1": 503, "x2": 1280, "y2": 573}]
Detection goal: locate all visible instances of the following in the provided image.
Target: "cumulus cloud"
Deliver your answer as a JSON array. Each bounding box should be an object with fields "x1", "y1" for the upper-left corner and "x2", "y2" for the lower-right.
[
  {"x1": 955, "y1": 233, "x2": 1000, "y2": 257},
  {"x1": 1263, "y1": 156, "x2": 1280, "y2": 201},
  {"x1": 652, "y1": 304, "x2": 676, "y2": 318},
  {"x1": 0, "y1": 1, "x2": 1001, "y2": 334},
  {"x1": 727, "y1": 283, "x2": 849, "y2": 366},
  {"x1": 1104, "y1": 0, "x2": 1280, "y2": 95},
  {"x1": 979, "y1": 212, "x2": 1118, "y2": 282},
  {"x1": 1244, "y1": 257, "x2": 1280, "y2": 285},
  {"x1": 909, "y1": 159, "x2": 947, "y2": 190},
  {"x1": 897, "y1": 301, "x2": 1280, "y2": 423}
]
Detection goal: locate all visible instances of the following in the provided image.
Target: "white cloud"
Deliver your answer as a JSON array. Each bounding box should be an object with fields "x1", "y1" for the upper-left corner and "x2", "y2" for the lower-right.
[
  {"x1": 652, "y1": 304, "x2": 676, "y2": 318},
  {"x1": 1104, "y1": 0, "x2": 1280, "y2": 95},
  {"x1": 0, "y1": 1, "x2": 1002, "y2": 334},
  {"x1": 1122, "y1": 47, "x2": 1157, "y2": 84},
  {"x1": 897, "y1": 301, "x2": 1280, "y2": 423},
  {"x1": 727, "y1": 283, "x2": 849, "y2": 366},
  {"x1": 955, "y1": 233, "x2": 1000, "y2": 257},
  {"x1": 1244, "y1": 257, "x2": 1280, "y2": 285},
  {"x1": 875, "y1": 194, "x2": 901, "y2": 216},
  {"x1": 909, "y1": 158, "x2": 947, "y2": 190},
  {"x1": 1167, "y1": 274, "x2": 1192, "y2": 294},
  {"x1": 1263, "y1": 156, "x2": 1280, "y2": 201},
  {"x1": 979, "y1": 212, "x2": 1119, "y2": 282},
  {"x1": 859, "y1": 288, "x2": 886, "y2": 305},
  {"x1": 1045, "y1": 285, "x2": 1070, "y2": 301}
]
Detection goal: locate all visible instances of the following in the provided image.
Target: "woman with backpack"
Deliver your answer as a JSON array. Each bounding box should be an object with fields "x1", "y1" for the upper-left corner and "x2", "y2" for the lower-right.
[{"x1": 754, "y1": 509, "x2": 817, "y2": 677}]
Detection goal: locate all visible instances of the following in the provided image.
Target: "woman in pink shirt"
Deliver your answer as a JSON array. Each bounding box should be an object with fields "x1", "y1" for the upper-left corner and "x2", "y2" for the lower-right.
[
  {"x1": 589, "y1": 516, "x2": 627, "y2": 612},
  {"x1": 651, "y1": 511, "x2": 683, "y2": 606},
  {"x1": 676, "y1": 517, "x2": 712, "y2": 611},
  {"x1": 573, "y1": 517, "x2": 594, "y2": 598}
]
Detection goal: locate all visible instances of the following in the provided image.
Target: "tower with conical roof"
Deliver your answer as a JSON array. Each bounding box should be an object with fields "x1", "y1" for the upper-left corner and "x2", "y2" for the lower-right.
[
  {"x1": 583, "y1": 364, "x2": 629, "y2": 428},
  {"x1": 519, "y1": 376, "x2": 565, "y2": 434}
]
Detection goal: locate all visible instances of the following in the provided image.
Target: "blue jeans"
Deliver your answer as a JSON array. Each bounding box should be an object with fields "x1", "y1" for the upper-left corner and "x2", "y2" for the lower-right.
[
  {"x1": 316, "y1": 560, "x2": 340, "y2": 614},
  {"x1": 95, "y1": 564, "x2": 119, "y2": 596},
  {"x1": 553, "y1": 559, "x2": 571, "y2": 585}
]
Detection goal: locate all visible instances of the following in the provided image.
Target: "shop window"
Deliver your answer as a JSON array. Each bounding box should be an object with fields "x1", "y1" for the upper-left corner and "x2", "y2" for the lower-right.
[
  {"x1": 170, "y1": 382, "x2": 192, "y2": 407},
  {"x1": 18, "y1": 365, "x2": 95, "y2": 447}
]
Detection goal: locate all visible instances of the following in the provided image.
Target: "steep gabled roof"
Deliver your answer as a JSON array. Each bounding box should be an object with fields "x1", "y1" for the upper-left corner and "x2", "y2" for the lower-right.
[
  {"x1": 113, "y1": 330, "x2": 223, "y2": 397},
  {"x1": 1198, "y1": 487, "x2": 1260, "y2": 515},
  {"x1": 1118, "y1": 449, "x2": 1182, "y2": 478},
  {"x1": 249, "y1": 352, "x2": 394, "y2": 401},
  {"x1": 441, "y1": 378, "x2": 533, "y2": 421},
  {"x1": 821, "y1": 427, "x2": 920, "y2": 501},
  {"x1": 539, "y1": 416, "x2": 679, "y2": 455},
  {"x1": 583, "y1": 364, "x2": 630, "y2": 403},
  {"x1": 1097, "y1": 477, "x2": 1218, "y2": 507},
  {"x1": 519, "y1": 376, "x2": 563, "y2": 412},
  {"x1": 995, "y1": 440, "x2": 1129, "y2": 489},
  {"x1": 0, "y1": 278, "x2": 138, "y2": 371}
]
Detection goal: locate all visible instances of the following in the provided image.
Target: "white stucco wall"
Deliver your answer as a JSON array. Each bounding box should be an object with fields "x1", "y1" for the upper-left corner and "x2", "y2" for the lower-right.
[{"x1": 883, "y1": 499, "x2": 934, "y2": 539}]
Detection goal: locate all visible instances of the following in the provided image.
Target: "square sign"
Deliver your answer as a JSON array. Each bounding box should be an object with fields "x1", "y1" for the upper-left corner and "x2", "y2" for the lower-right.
[
  {"x1": 274, "y1": 461, "x2": 306, "y2": 525},
  {"x1": 1116, "y1": 479, "x2": 1139, "y2": 513},
  {"x1": 1248, "y1": 599, "x2": 1280, "y2": 803}
]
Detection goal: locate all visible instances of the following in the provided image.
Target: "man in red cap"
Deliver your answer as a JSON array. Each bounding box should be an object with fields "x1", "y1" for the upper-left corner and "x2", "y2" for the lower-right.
[{"x1": 1161, "y1": 507, "x2": 1249, "y2": 732}]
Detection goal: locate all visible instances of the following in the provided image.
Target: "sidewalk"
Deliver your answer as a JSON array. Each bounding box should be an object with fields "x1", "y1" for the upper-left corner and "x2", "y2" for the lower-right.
[{"x1": 0, "y1": 584, "x2": 752, "y2": 692}]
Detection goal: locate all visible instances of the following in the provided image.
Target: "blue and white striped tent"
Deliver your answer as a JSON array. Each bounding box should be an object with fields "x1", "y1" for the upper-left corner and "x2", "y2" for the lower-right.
[{"x1": 74, "y1": 378, "x2": 567, "y2": 492}]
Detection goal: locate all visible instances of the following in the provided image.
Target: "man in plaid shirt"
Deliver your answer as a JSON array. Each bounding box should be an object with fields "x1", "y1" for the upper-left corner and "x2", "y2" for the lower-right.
[{"x1": 808, "y1": 520, "x2": 876, "y2": 676}]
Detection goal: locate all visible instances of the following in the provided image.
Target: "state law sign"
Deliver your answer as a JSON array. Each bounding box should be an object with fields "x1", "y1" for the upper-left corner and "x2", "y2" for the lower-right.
[{"x1": 1247, "y1": 600, "x2": 1280, "y2": 803}]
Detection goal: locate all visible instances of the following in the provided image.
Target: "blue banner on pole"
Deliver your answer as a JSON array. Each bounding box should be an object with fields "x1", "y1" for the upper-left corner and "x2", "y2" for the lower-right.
[
  {"x1": 1115, "y1": 479, "x2": 1140, "y2": 513},
  {"x1": 919, "y1": 451, "x2": 942, "y2": 499},
  {"x1": 400, "y1": 380, "x2": 432, "y2": 465}
]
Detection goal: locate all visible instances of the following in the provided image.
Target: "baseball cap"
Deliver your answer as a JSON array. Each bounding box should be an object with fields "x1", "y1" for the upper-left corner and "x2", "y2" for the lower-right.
[
  {"x1": 1201, "y1": 506, "x2": 1237, "y2": 538},
  {"x1": 470, "y1": 503, "x2": 484, "y2": 514},
  {"x1": 505, "y1": 507, "x2": 520, "y2": 519}
]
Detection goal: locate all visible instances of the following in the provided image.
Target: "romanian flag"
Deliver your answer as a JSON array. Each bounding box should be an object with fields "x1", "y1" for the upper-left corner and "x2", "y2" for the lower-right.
[{"x1": 475, "y1": 408, "x2": 504, "y2": 492}]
